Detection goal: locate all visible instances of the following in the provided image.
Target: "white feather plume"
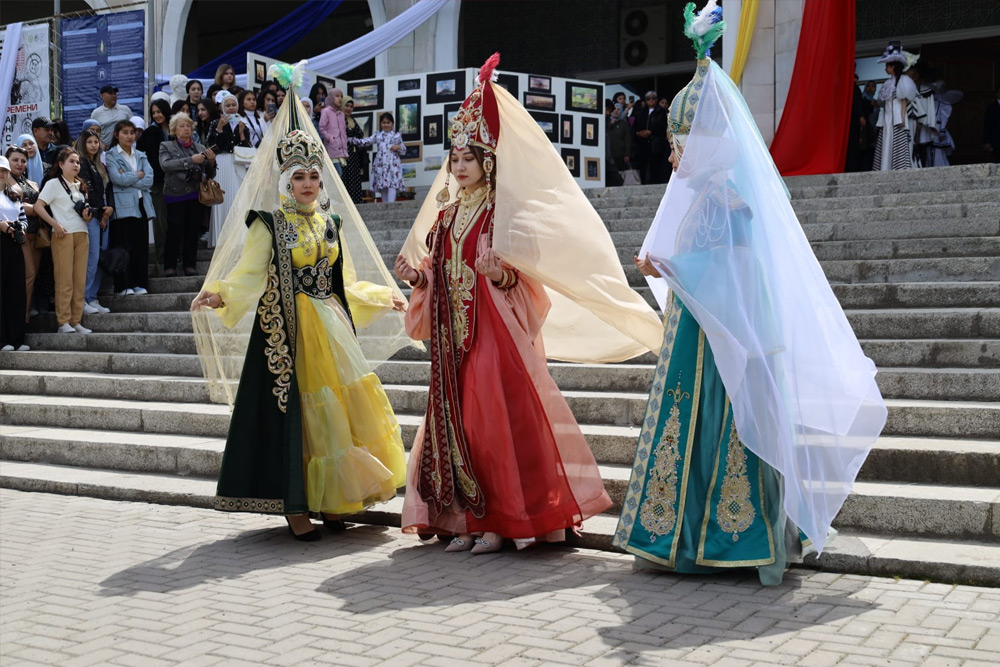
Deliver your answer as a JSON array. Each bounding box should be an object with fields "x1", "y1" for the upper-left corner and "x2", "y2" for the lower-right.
[{"x1": 690, "y1": 0, "x2": 720, "y2": 36}]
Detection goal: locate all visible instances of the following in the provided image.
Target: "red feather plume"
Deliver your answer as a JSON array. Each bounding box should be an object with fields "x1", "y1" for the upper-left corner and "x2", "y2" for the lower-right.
[{"x1": 478, "y1": 52, "x2": 501, "y2": 85}]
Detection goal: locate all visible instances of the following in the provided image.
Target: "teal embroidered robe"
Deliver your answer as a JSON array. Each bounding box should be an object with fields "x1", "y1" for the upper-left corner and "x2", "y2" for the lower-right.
[{"x1": 614, "y1": 181, "x2": 798, "y2": 585}]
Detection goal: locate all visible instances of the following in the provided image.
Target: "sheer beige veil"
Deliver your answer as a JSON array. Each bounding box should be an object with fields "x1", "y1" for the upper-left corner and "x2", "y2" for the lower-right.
[
  {"x1": 193, "y1": 62, "x2": 416, "y2": 408},
  {"x1": 401, "y1": 82, "x2": 663, "y2": 363}
]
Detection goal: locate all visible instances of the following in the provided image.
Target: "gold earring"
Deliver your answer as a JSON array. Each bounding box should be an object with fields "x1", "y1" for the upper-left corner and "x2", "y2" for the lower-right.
[{"x1": 436, "y1": 172, "x2": 451, "y2": 209}]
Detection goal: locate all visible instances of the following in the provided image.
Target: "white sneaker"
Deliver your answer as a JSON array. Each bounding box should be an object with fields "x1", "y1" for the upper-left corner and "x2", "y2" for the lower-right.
[
  {"x1": 87, "y1": 300, "x2": 111, "y2": 314},
  {"x1": 116, "y1": 288, "x2": 135, "y2": 296},
  {"x1": 132, "y1": 287, "x2": 148, "y2": 295},
  {"x1": 57, "y1": 323, "x2": 75, "y2": 333},
  {"x1": 16, "y1": 344, "x2": 30, "y2": 351},
  {"x1": 0, "y1": 345, "x2": 13, "y2": 352},
  {"x1": 83, "y1": 302, "x2": 100, "y2": 314},
  {"x1": 73, "y1": 324, "x2": 92, "y2": 334}
]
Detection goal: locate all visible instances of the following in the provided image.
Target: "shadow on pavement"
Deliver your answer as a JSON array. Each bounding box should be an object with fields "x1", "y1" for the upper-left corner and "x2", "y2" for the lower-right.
[
  {"x1": 99, "y1": 522, "x2": 395, "y2": 596},
  {"x1": 317, "y1": 538, "x2": 874, "y2": 653}
]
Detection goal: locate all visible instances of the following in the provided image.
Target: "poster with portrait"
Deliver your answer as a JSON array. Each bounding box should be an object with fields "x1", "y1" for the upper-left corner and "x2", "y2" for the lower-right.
[{"x1": 2, "y1": 23, "x2": 50, "y2": 148}]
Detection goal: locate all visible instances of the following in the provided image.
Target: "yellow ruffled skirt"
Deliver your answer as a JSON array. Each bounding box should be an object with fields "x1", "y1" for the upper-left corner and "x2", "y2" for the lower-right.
[{"x1": 294, "y1": 292, "x2": 406, "y2": 514}]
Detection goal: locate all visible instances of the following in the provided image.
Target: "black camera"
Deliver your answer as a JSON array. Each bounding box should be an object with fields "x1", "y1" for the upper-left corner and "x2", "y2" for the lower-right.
[
  {"x1": 73, "y1": 199, "x2": 102, "y2": 219},
  {"x1": 73, "y1": 199, "x2": 87, "y2": 215},
  {"x1": 11, "y1": 224, "x2": 26, "y2": 245}
]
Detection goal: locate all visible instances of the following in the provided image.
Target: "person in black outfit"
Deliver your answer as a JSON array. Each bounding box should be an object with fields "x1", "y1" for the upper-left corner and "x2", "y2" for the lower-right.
[
  {"x1": 845, "y1": 76, "x2": 866, "y2": 172},
  {"x1": 0, "y1": 157, "x2": 29, "y2": 351},
  {"x1": 984, "y1": 84, "x2": 1000, "y2": 164},
  {"x1": 631, "y1": 90, "x2": 670, "y2": 184},
  {"x1": 138, "y1": 99, "x2": 172, "y2": 264}
]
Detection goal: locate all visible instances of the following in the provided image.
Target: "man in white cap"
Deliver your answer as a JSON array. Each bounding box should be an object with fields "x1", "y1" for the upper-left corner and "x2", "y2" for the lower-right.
[{"x1": 91, "y1": 85, "x2": 132, "y2": 146}]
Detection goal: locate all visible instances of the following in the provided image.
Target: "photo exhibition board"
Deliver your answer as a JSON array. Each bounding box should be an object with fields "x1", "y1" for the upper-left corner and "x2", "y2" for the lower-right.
[
  {"x1": 246, "y1": 52, "x2": 349, "y2": 112},
  {"x1": 247, "y1": 58, "x2": 604, "y2": 190}
]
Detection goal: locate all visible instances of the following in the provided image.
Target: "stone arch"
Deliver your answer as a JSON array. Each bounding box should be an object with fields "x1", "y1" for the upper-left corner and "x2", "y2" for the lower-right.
[{"x1": 161, "y1": 0, "x2": 193, "y2": 76}]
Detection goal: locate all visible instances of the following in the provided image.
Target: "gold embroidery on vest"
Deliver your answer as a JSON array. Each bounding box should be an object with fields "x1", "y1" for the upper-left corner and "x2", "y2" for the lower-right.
[
  {"x1": 639, "y1": 382, "x2": 689, "y2": 537},
  {"x1": 258, "y1": 264, "x2": 292, "y2": 413},
  {"x1": 717, "y1": 421, "x2": 756, "y2": 541},
  {"x1": 444, "y1": 258, "x2": 475, "y2": 346}
]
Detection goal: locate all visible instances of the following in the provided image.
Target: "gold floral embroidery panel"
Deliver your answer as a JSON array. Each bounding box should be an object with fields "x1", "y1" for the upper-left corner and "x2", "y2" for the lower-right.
[
  {"x1": 258, "y1": 264, "x2": 293, "y2": 413},
  {"x1": 716, "y1": 420, "x2": 756, "y2": 541},
  {"x1": 639, "y1": 382, "x2": 690, "y2": 538}
]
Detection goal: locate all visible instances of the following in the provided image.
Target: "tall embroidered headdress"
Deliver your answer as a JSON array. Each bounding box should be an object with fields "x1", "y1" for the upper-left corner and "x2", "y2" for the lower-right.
[
  {"x1": 437, "y1": 53, "x2": 502, "y2": 209},
  {"x1": 667, "y1": 0, "x2": 726, "y2": 152}
]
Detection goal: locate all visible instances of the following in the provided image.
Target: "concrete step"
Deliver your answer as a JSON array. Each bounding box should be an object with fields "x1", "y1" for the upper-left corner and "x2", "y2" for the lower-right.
[
  {"x1": 4, "y1": 424, "x2": 995, "y2": 488},
  {"x1": 845, "y1": 308, "x2": 1000, "y2": 339},
  {"x1": 6, "y1": 363, "x2": 992, "y2": 404},
  {"x1": 24, "y1": 332, "x2": 197, "y2": 355},
  {"x1": 83, "y1": 282, "x2": 1000, "y2": 317},
  {"x1": 858, "y1": 339, "x2": 1000, "y2": 369},
  {"x1": 783, "y1": 162, "x2": 999, "y2": 188},
  {"x1": 788, "y1": 177, "x2": 1000, "y2": 200},
  {"x1": 830, "y1": 282, "x2": 1000, "y2": 309},
  {"x1": 2, "y1": 427, "x2": 997, "y2": 541},
  {"x1": 3, "y1": 388, "x2": 996, "y2": 440},
  {"x1": 2, "y1": 459, "x2": 998, "y2": 585},
  {"x1": 792, "y1": 188, "x2": 1000, "y2": 211},
  {"x1": 810, "y1": 237, "x2": 1000, "y2": 262}
]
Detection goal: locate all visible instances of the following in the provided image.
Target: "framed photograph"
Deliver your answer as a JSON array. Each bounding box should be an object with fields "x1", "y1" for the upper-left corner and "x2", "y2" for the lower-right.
[
  {"x1": 424, "y1": 155, "x2": 443, "y2": 171},
  {"x1": 561, "y1": 147, "x2": 581, "y2": 177},
  {"x1": 581, "y1": 116, "x2": 600, "y2": 146},
  {"x1": 560, "y1": 114, "x2": 574, "y2": 144},
  {"x1": 529, "y1": 111, "x2": 558, "y2": 143},
  {"x1": 565, "y1": 81, "x2": 603, "y2": 114},
  {"x1": 402, "y1": 165, "x2": 417, "y2": 180},
  {"x1": 348, "y1": 80, "x2": 384, "y2": 111},
  {"x1": 523, "y1": 92, "x2": 556, "y2": 112},
  {"x1": 316, "y1": 76, "x2": 337, "y2": 94},
  {"x1": 495, "y1": 73, "x2": 519, "y2": 98},
  {"x1": 253, "y1": 60, "x2": 267, "y2": 85},
  {"x1": 584, "y1": 157, "x2": 601, "y2": 181},
  {"x1": 443, "y1": 103, "x2": 462, "y2": 149},
  {"x1": 353, "y1": 112, "x2": 374, "y2": 137},
  {"x1": 422, "y1": 114, "x2": 443, "y2": 146},
  {"x1": 398, "y1": 78, "x2": 421, "y2": 92},
  {"x1": 401, "y1": 142, "x2": 422, "y2": 163},
  {"x1": 395, "y1": 96, "x2": 421, "y2": 141},
  {"x1": 427, "y1": 70, "x2": 466, "y2": 104},
  {"x1": 528, "y1": 75, "x2": 552, "y2": 93}
]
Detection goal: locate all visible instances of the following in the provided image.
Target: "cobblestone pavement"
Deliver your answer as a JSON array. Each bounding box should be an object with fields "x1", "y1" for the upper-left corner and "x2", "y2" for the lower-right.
[{"x1": 2, "y1": 490, "x2": 999, "y2": 667}]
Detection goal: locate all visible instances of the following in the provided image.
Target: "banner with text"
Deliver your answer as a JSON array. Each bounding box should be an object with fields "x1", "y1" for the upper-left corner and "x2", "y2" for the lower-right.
[
  {"x1": 2, "y1": 23, "x2": 51, "y2": 148},
  {"x1": 61, "y1": 10, "x2": 145, "y2": 135}
]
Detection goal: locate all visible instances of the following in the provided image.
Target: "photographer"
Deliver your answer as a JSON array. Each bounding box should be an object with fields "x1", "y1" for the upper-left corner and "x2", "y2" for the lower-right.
[
  {"x1": 34, "y1": 148, "x2": 93, "y2": 334},
  {"x1": 0, "y1": 156, "x2": 29, "y2": 351},
  {"x1": 106, "y1": 119, "x2": 154, "y2": 297},
  {"x1": 160, "y1": 112, "x2": 215, "y2": 277},
  {"x1": 74, "y1": 129, "x2": 114, "y2": 314}
]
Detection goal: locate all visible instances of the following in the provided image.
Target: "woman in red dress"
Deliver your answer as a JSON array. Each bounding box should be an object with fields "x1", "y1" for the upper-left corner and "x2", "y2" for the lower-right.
[{"x1": 395, "y1": 54, "x2": 664, "y2": 554}]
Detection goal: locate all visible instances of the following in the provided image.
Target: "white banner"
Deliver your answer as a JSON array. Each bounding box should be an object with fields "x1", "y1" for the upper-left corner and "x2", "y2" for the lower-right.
[{"x1": 2, "y1": 22, "x2": 50, "y2": 148}]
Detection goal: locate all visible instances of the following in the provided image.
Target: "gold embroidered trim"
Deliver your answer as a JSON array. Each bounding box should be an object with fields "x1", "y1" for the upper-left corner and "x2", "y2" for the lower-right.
[
  {"x1": 258, "y1": 264, "x2": 293, "y2": 413},
  {"x1": 214, "y1": 496, "x2": 285, "y2": 514},
  {"x1": 638, "y1": 383, "x2": 688, "y2": 537},
  {"x1": 445, "y1": 257, "x2": 476, "y2": 346},
  {"x1": 717, "y1": 420, "x2": 757, "y2": 541}
]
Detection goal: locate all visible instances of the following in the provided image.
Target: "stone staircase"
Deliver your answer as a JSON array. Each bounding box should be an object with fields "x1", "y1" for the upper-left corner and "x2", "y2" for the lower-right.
[{"x1": 2, "y1": 163, "x2": 998, "y2": 585}]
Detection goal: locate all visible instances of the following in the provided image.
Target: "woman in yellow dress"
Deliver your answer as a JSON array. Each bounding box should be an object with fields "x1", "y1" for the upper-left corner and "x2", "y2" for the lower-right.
[{"x1": 191, "y1": 62, "x2": 413, "y2": 541}]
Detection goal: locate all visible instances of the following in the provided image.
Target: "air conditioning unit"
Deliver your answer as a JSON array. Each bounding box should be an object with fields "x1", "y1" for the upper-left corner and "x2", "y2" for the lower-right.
[{"x1": 621, "y1": 5, "x2": 668, "y2": 68}]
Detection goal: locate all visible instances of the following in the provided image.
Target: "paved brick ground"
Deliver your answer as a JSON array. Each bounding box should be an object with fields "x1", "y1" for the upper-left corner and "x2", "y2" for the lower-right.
[{"x1": 2, "y1": 489, "x2": 999, "y2": 666}]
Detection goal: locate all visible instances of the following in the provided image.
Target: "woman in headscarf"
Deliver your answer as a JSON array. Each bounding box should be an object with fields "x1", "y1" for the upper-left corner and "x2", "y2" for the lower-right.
[
  {"x1": 341, "y1": 96, "x2": 366, "y2": 204},
  {"x1": 206, "y1": 90, "x2": 251, "y2": 248},
  {"x1": 319, "y1": 87, "x2": 348, "y2": 176}
]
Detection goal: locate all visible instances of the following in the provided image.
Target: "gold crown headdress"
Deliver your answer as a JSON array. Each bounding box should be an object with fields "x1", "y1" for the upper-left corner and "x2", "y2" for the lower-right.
[{"x1": 277, "y1": 129, "x2": 324, "y2": 174}]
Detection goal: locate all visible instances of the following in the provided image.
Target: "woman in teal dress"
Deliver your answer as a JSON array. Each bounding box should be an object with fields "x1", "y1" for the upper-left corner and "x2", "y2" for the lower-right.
[{"x1": 614, "y1": 1, "x2": 886, "y2": 584}]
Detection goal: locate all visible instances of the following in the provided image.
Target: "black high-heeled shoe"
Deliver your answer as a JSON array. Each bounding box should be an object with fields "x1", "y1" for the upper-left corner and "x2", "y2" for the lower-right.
[
  {"x1": 286, "y1": 519, "x2": 321, "y2": 542},
  {"x1": 322, "y1": 516, "x2": 348, "y2": 532}
]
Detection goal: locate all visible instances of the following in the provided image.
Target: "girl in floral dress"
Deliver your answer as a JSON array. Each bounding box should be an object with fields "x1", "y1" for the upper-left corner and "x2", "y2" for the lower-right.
[{"x1": 349, "y1": 113, "x2": 405, "y2": 203}]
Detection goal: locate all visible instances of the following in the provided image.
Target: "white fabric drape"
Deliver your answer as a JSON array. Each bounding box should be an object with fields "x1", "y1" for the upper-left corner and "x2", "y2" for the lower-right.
[
  {"x1": 309, "y1": 0, "x2": 449, "y2": 77},
  {"x1": 0, "y1": 23, "x2": 24, "y2": 139},
  {"x1": 640, "y1": 62, "x2": 886, "y2": 554}
]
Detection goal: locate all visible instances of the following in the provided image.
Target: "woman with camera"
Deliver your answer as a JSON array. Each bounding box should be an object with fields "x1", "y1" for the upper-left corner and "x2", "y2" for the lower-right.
[
  {"x1": 34, "y1": 148, "x2": 93, "y2": 334},
  {"x1": 6, "y1": 146, "x2": 42, "y2": 323},
  {"x1": 106, "y1": 119, "x2": 154, "y2": 297},
  {"x1": 73, "y1": 129, "x2": 114, "y2": 314},
  {"x1": 160, "y1": 112, "x2": 216, "y2": 277},
  {"x1": 206, "y1": 91, "x2": 250, "y2": 248},
  {"x1": 0, "y1": 156, "x2": 30, "y2": 351}
]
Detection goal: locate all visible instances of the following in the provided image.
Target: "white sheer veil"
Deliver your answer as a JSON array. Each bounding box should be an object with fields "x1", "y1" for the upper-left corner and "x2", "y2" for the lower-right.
[{"x1": 640, "y1": 62, "x2": 887, "y2": 553}]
